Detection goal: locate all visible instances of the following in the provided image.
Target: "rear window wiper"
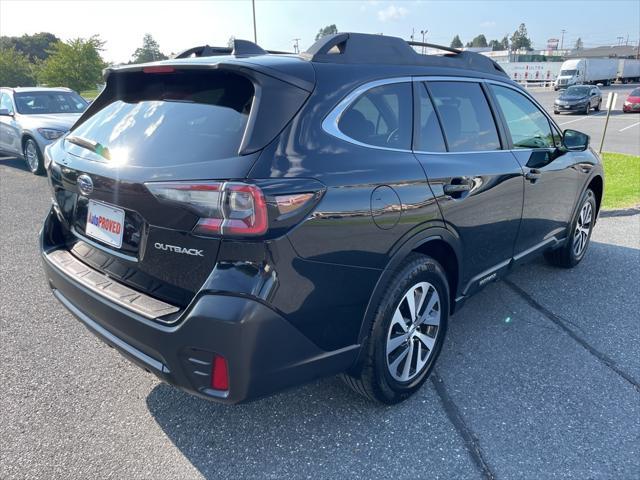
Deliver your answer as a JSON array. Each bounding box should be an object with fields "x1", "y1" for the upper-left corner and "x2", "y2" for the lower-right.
[{"x1": 66, "y1": 135, "x2": 111, "y2": 160}]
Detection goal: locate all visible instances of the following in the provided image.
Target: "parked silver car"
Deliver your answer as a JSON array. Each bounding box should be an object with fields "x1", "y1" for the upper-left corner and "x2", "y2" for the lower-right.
[{"x1": 0, "y1": 87, "x2": 88, "y2": 174}]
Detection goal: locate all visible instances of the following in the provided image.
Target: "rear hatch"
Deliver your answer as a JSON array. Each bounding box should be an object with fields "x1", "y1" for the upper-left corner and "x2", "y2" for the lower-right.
[{"x1": 46, "y1": 59, "x2": 313, "y2": 309}]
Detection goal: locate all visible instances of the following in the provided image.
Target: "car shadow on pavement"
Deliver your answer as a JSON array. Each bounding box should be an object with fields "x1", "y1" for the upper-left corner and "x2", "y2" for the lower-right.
[
  {"x1": 0, "y1": 156, "x2": 29, "y2": 173},
  {"x1": 145, "y1": 236, "x2": 639, "y2": 479}
]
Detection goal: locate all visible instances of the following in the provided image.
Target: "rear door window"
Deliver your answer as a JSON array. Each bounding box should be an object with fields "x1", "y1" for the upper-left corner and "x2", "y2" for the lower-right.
[
  {"x1": 0, "y1": 92, "x2": 14, "y2": 113},
  {"x1": 427, "y1": 81, "x2": 501, "y2": 152},
  {"x1": 415, "y1": 83, "x2": 446, "y2": 152},
  {"x1": 490, "y1": 84, "x2": 555, "y2": 149},
  {"x1": 69, "y1": 70, "x2": 254, "y2": 166},
  {"x1": 338, "y1": 82, "x2": 412, "y2": 150}
]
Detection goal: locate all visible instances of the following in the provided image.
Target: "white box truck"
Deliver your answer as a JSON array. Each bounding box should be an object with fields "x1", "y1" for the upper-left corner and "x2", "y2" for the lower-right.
[
  {"x1": 554, "y1": 58, "x2": 618, "y2": 90},
  {"x1": 617, "y1": 59, "x2": 640, "y2": 83}
]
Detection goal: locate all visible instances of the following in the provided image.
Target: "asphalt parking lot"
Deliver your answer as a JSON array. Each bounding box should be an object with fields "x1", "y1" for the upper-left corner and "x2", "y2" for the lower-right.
[
  {"x1": 1, "y1": 146, "x2": 639, "y2": 478},
  {"x1": 529, "y1": 83, "x2": 640, "y2": 156}
]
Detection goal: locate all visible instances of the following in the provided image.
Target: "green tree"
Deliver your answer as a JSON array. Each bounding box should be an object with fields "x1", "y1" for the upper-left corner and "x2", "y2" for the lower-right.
[
  {"x1": 38, "y1": 36, "x2": 106, "y2": 92},
  {"x1": 468, "y1": 34, "x2": 488, "y2": 48},
  {"x1": 315, "y1": 24, "x2": 338, "y2": 41},
  {"x1": 501, "y1": 35, "x2": 510, "y2": 50},
  {"x1": 0, "y1": 47, "x2": 36, "y2": 87},
  {"x1": 510, "y1": 23, "x2": 532, "y2": 51},
  {"x1": 489, "y1": 39, "x2": 501, "y2": 51},
  {"x1": 0, "y1": 32, "x2": 59, "y2": 62},
  {"x1": 450, "y1": 35, "x2": 463, "y2": 48},
  {"x1": 131, "y1": 34, "x2": 167, "y2": 63},
  {"x1": 574, "y1": 37, "x2": 584, "y2": 50}
]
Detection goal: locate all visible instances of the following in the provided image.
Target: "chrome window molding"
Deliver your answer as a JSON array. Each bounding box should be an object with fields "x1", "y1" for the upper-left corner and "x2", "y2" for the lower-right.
[
  {"x1": 322, "y1": 75, "x2": 534, "y2": 155},
  {"x1": 321, "y1": 76, "x2": 413, "y2": 153}
]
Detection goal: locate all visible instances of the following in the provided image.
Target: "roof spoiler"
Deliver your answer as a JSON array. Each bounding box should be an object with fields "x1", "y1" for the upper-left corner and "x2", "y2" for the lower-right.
[{"x1": 174, "y1": 39, "x2": 293, "y2": 59}]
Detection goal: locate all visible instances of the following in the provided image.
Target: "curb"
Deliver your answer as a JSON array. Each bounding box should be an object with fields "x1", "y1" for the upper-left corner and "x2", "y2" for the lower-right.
[{"x1": 599, "y1": 206, "x2": 640, "y2": 218}]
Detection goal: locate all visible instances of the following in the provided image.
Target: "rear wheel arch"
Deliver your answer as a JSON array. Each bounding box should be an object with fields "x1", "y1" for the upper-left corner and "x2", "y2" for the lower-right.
[
  {"x1": 355, "y1": 229, "x2": 462, "y2": 349},
  {"x1": 412, "y1": 238, "x2": 459, "y2": 314}
]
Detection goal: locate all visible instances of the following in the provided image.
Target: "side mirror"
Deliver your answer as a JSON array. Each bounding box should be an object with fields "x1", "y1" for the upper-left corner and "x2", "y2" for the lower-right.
[
  {"x1": 0, "y1": 108, "x2": 13, "y2": 117},
  {"x1": 563, "y1": 129, "x2": 589, "y2": 152}
]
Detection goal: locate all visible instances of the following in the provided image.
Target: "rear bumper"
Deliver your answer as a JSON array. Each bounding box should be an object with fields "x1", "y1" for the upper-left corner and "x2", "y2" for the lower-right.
[{"x1": 40, "y1": 211, "x2": 358, "y2": 404}]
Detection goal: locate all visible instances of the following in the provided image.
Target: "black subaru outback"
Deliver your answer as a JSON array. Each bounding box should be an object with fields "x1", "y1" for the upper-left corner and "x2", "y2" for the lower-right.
[{"x1": 40, "y1": 34, "x2": 603, "y2": 404}]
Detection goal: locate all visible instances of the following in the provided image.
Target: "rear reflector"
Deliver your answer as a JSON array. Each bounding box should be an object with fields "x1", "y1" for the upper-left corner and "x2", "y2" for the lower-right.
[{"x1": 211, "y1": 354, "x2": 229, "y2": 391}]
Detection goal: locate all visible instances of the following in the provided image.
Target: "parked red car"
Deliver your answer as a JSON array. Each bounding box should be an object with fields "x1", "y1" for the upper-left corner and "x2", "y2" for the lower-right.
[{"x1": 623, "y1": 87, "x2": 640, "y2": 112}]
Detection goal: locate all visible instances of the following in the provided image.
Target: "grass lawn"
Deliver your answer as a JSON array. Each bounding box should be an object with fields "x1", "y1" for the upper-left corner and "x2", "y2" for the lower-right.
[
  {"x1": 80, "y1": 89, "x2": 100, "y2": 100},
  {"x1": 601, "y1": 152, "x2": 640, "y2": 210}
]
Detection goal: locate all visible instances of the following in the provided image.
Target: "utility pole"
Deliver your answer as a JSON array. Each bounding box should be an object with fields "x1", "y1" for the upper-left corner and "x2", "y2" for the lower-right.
[
  {"x1": 560, "y1": 29, "x2": 566, "y2": 50},
  {"x1": 252, "y1": 0, "x2": 257, "y2": 43},
  {"x1": 411, "y1": 28, "x2": 415, "y2": 42},
  {"x1": 617, "y1": 36, "x2": 624, "y2": 46},
  {"x1": 293, "y1": 38, "x2": 300, "y2": 54}
]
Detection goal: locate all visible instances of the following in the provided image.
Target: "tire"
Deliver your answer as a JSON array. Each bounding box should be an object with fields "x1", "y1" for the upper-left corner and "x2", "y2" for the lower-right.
[
  {"x1": 595, "y1": 100, "x2": 601, "y2": 112},
  {"x1": 342, "y1": 253, "x2": 449, "y2": 404},
  {"x1": 584, "y1": 103, "x2": 590, "y2": 115},
  {"x1": 23, "y1": 138, "x2": 44, "y2": 175},
  {"x1": 554, "y1": 110, "x2": 560, "y2": 115},
  {"x1": 544, "y1": 189, "x2": 596, "y2": 268}
]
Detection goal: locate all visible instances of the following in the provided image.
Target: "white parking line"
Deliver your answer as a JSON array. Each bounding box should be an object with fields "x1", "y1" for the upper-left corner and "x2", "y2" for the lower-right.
[
  {"x1": 619, "y1": 121, "x2": 640, "y2": 132},
  {"x1": 558, "y1": 113, "x2": 605, "y2": 126}
]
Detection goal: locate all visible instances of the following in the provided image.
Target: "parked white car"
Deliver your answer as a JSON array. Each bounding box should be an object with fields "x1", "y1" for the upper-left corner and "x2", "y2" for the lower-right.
[{"x1": 0, "y1": 87, "x2": 88, "y2": 174}]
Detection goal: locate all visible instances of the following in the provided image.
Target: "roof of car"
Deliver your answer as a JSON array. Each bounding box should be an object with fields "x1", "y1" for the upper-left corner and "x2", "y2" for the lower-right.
[
  {"x1": 2, "y1": 87, "x2": 74, "y2": 93},
  {"x1": 106, "y1": 33, "x2": 509, "y2": 91}
]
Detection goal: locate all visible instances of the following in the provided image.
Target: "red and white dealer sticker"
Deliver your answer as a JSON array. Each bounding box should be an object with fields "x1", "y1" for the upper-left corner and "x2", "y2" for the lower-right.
[{"x1": 85, "y1": 200, "x2": 125, "y2": 248}]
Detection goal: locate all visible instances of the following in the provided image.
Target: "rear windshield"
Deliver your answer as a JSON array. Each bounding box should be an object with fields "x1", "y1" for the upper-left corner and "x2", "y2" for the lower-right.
[
  {"x1": 69, "y1": 70, "x2": 254, "y2": 166},
  {"x1": 565, "y1": 86, "x2": 590, "y2": 96},
  {"x1": 15, "y1": 91, "x2": 87, "y2": 114}
]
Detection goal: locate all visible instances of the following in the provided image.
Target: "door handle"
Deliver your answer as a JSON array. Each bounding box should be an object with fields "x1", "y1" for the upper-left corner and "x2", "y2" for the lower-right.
[
  {"x1": 443, "y1": 178, "x2": 473, "y2": 196},
  {"x1": 525, "y1": 169, "x2": 541, "y2": 182}
]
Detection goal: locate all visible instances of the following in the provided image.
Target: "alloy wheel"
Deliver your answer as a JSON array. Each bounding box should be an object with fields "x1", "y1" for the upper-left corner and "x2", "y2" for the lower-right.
[
  {"x1": 25, "y1": 140, "x2": 39, "y2": 172},
  {"x1": 573, "y1": 200, "x2": 593, "y2": 257},
  {"x1": 386, "y1": 281, "x2": 441, "y2": 382}
]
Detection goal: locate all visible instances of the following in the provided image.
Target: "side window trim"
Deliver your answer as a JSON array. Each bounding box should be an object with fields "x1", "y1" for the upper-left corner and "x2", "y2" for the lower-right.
[
  {"x1": 322, "y1": 77, "x2": 414, "y2": 153},
  {"x1": 324, "y1": 76, "x2": 558, "y2": 154}
]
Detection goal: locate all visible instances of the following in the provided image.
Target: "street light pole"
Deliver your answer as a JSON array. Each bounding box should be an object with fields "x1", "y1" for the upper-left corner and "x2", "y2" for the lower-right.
[
  {"x1": 252, "y1": 0, "x2": 257, "y2": 43},
  {"x1": 420, "y1": 29, "x2": 428, "y2": 54},
  {"x1": 560, "y1": 29, "x2": 566, "y2": 50}
]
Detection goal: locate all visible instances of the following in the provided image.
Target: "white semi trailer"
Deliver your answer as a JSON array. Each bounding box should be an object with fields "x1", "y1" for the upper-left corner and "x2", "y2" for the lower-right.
[
  {"x1": 498, "y1": 62, "x2": 561, "y2": 84},
  {"x1": 617, "y1": 59, "x2": 640, "y2": 83},
  {"x1": 554, "y1": 58, "x2": 618, "y2": 90}
]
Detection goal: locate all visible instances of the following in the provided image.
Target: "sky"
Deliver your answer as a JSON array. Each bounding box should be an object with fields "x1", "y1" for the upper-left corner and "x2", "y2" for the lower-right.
[{"x1": 1, "y1": 0, "x2": 639, "y2": 64}]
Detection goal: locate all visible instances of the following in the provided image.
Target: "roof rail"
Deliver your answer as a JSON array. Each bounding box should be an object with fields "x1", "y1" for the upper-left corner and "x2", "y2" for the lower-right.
[
  {"x1": 174, "y1": 39, "x2": 291, "y2": 59},
  {"x1": 406, "y1": 41, "x2": 461, "y2": 55},
  {"x1": 304, "y1": 33, "x2": 508, "y2": 77}
]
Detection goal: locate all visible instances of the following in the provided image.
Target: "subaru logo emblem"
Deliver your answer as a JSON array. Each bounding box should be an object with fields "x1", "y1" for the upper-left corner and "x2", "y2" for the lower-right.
[{"x1": 77, "y1": 174, "x2": 94, "y2": 196}]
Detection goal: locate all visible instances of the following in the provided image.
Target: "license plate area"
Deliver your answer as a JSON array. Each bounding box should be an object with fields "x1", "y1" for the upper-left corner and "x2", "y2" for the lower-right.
[{"x1": 85, "y1": 200, "x2": 125, "y2": 248}]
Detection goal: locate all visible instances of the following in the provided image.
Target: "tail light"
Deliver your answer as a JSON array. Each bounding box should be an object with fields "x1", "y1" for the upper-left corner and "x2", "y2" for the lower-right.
[{"x1": 145, "y1": 181, "x2": 267, "y2": 237}]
